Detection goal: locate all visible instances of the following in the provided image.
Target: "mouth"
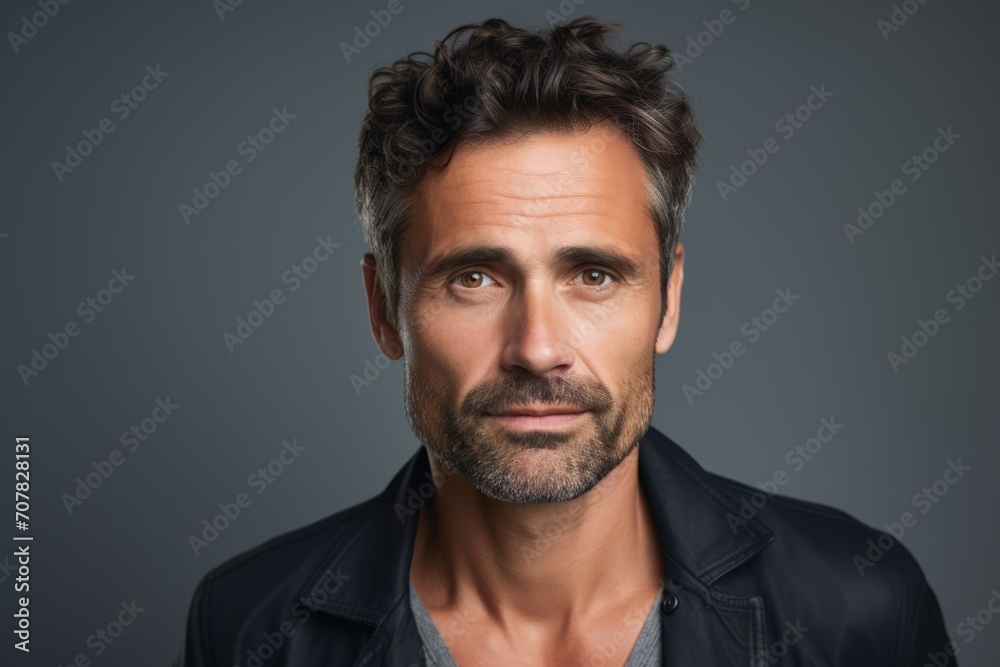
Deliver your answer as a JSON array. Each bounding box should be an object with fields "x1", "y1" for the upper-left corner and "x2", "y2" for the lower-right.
[{"x1": 487, "y1": 406, "x2": 589, "y2": 429}]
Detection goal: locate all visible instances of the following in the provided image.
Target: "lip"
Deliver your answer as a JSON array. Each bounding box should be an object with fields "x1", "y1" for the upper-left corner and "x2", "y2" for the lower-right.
[
  {"x1": 492, "y1": 406, "x2": 587, "y2": 416},
  {"x1": 487, "y1": 408, "x2": 589, "y2": 429}
]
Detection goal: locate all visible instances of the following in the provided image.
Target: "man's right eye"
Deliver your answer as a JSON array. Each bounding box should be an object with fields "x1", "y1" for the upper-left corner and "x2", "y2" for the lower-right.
[{"x1": 452, "y1": 271, "x2": 496, "y2": 289}]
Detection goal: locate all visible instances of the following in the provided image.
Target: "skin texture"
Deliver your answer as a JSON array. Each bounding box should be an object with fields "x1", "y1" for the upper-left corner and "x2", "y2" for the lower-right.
[{"x1": 361, "y1": 124, "x2": 685, "y2": 666}]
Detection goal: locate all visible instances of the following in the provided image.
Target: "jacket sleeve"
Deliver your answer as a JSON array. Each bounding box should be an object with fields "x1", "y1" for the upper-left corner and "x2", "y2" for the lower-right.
[
  {"x1": 173, "y1": 574, "x2": 213, "y2": 667},
  {"x1": 899, "y1": 567, "x2": 957, "y2": 666}
]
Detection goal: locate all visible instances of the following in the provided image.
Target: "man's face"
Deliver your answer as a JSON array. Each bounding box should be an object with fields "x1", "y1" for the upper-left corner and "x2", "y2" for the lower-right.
[{"x1": 369, "y1": 125, "x2": 683, "y2": 503}]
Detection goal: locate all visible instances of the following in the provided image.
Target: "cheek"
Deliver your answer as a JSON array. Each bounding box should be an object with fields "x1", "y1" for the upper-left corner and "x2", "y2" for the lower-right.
[
  {"x1": 571, "y1": 308, "x2": 657, "y2": 409},
  {"x1": 407, "y1": 308, "x2": 498, "y2": 393},
  {"x1": 571, "y1": 302, "x2": 656, "y2": 364}
]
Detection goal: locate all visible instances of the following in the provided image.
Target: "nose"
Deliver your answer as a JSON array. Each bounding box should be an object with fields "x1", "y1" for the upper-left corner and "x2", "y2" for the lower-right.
[{"x1": 500, "y1": 281, "x2": 577, "y2": 376}]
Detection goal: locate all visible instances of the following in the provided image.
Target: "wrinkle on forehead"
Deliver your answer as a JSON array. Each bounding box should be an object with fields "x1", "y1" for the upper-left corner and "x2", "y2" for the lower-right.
[{"x1": 405, "y1": 126, "x2": 653, "y2": 258}]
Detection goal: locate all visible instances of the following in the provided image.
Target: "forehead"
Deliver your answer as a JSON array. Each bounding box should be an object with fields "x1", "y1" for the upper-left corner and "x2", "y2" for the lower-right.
[{"x1": 402, "y1": 125, "x2": 657, "y2": 266}]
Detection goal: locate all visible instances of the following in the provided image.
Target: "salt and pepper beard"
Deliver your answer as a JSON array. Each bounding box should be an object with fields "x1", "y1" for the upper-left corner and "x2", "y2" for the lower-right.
[{"x1": 404, "y1": 352, "x2": 657, "y2": 503}]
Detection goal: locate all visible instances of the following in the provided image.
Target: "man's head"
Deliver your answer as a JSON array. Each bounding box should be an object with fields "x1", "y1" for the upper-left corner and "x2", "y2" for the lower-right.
[{"x1": 357, "y1": 17, "x2": 701, "y2": 502}]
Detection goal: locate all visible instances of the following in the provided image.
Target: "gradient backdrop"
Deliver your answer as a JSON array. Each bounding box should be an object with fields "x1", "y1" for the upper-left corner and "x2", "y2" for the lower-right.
[{"x1": 2, "y1": 0, "x2": 998, "y2": 664}]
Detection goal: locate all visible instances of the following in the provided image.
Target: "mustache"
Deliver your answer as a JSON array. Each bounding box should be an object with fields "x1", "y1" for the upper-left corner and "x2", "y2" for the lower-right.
[{"x1": 461, "y1": 374, "x2": 614, "y2": 415}]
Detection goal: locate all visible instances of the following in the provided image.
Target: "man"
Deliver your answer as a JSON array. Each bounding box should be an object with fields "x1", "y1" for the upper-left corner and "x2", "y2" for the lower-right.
[{"x1": 177, "y1": 16, "x2": 955, "y2": 666}]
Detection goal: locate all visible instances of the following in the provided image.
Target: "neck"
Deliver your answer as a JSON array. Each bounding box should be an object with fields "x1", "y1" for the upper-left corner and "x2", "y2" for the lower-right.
[{"x1": 409, "y1": 445, "x2": 664, "y2": 622}]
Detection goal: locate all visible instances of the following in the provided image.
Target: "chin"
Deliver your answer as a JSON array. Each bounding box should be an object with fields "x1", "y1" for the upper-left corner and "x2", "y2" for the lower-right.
[{"x1": 470, "y1": 449, "x2": 611, "y2": 504}]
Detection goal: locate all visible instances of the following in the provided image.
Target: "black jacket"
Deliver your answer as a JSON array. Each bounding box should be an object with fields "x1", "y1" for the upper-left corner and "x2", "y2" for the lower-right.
[{"x1": 175, "y1": 426, "x2": 955, "y2": 666}]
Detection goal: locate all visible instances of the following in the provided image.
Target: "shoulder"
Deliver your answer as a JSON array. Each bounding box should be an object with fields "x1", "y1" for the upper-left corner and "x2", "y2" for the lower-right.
[
  {"x1": 194, "y1": 493, "x2": 377, "y2": 603},
  {"x1": 176, "y1": 491, "x2": 387, "y2": 666},
  {"x1": 706, "y1": 472, "x2": 934, "y2": 621},
  {"x1": 704, "y1": 473, "x2": 955, "y2": 662},
  {"x1": 711, "y1": 472, "x2": 926, "y2": 577}
]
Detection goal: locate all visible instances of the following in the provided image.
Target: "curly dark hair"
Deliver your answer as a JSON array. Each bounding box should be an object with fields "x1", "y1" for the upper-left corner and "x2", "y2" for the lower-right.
[{"x1": 354, "y1": 15, "x2": 702, "y2": 330}]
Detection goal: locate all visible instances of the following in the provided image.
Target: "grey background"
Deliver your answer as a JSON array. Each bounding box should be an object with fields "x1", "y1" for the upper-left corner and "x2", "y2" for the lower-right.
[{"x1": 1, "y1": 0, "x2": 997, "y2": 664}]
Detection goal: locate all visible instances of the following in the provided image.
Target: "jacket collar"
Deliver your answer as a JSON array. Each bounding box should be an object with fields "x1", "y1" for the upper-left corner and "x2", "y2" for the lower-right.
[
  {"x1": 637, "y1": 425, "x2": 775, "y2": 585},
  {"x1": 298, "y1": 424, "x2": 775, "y2": 623}
]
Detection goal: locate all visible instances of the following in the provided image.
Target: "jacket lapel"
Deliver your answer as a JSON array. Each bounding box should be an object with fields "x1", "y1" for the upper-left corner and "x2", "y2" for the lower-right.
[
  {"x1": 297, "y1": 449, "x2": 432, "y2": 666},
  {"x1": 638, "y1": 427, "x2": 774, "y2": 666}
]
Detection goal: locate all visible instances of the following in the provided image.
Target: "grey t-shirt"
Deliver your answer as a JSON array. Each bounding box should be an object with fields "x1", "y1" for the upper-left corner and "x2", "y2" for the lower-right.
[{"x1": 408, "y1": 579, "x2": 662, "y2": 666}]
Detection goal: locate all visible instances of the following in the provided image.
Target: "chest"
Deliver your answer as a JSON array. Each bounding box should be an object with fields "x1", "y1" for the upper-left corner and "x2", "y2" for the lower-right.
[{"x1": 421, "y1": 603, "x2": 657, "y2": 667}]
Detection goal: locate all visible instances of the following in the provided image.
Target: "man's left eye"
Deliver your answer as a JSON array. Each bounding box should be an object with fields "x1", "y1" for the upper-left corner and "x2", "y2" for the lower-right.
[
  {"x1": 578, "y1": 269, "x2": 613, "y2": 287},
  {"x1": 454, "y1": 271, "x2": 495, "y2": 289}
]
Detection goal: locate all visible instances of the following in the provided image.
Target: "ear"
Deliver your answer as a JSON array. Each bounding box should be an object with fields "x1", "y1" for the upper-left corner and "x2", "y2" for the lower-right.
[
  {"x1": 361, "y1": 253, "x2": 404, "y2": 360},
  {"x1": 655, "y1": 241, "x2": 684, "y2": 355}
]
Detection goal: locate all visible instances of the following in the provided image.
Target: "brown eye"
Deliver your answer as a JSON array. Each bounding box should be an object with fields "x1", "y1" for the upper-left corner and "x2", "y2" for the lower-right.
[
  {"x1": 581, "y1": 269, "x2": 609, "y2": 286},
  {"x1": 458, "y1": 271, "x2": 488, "y2": 288}
]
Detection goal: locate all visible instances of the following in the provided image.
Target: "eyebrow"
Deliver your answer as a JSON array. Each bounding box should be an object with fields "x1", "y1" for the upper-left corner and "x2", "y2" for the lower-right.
[{"x1": 418, "y1": 245, "x2": 645, "y2": 282}]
